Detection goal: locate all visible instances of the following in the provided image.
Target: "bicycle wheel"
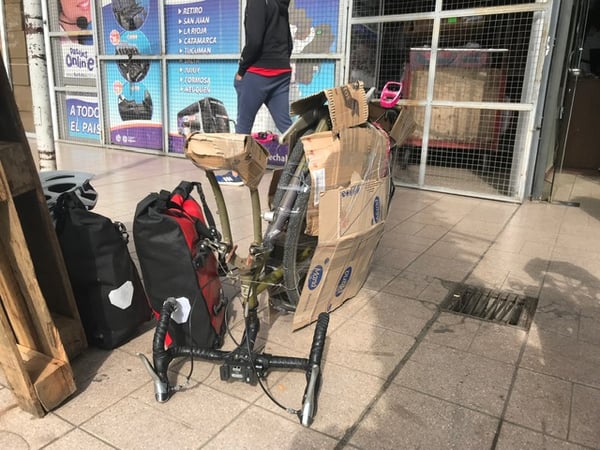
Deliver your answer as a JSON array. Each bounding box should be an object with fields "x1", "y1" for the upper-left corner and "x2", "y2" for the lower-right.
[
  {"x1": 269, "y1": 127, "x2": 312, "y2": 217},
  {"x1": 281, "y1": 174, "x2": 317, "y2": 309},
  {"x1": 268, "y1": 133, "x2": 317, "y2": 312}
]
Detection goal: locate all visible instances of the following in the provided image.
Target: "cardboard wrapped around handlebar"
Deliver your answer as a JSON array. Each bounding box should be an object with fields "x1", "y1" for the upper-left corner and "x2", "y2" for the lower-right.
[{"x1": 184, "y1": 132, "x2": 269, "y2": 189}]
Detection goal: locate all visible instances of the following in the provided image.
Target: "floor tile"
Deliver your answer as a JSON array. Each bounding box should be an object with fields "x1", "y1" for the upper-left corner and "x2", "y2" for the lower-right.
[
  {"x1": 534, "y1": 293, "x2": 580, "y2": 338},
  {"x1": 521, "y1": 327, "x2": 600, "y2": 389},
  {"x1": 43, "y1": 428, "x2": 115, "y2": 449},
  {"x1": 579, "y1": 306, "x2": 600, "y2": 345},
  {"x1": 362, "y1": 264, "x2": 399, "y2": 292},
  {"x1": 371, "y1": 245, "x2": 420, "y2": 271},
  {"x1": 417, "y1": 277, "x2": 458, "y2": 305},
  {"x1": 425, "y1": 312, "x2": 482, "y2": 351},
  {"x1": 467, "y1": 321, "x2": 526, "y2": 365},
  {"x1": 326, "y1": 318, "x2": 415, "y2": 379},
  {"x1": 353, "y1": 291, "x2": 437, "y2": 337},
  {"x1": 254, "y1": 361, "x2": 386, "y2": 439},
  {"x1": 406, "y1": 253, "x2": 476, "y2": 282},
  {"x1": 570, "y1": 383, "x2": 600, "y2": 448},
  {"x1": 54, "y1": 348, "x2": 155, "y2": 425},
  {"x1": 349, "y1": 384, "x2": 498, "y2": 450},
  {"x1": 394, "y1": 341, "x2": 514, "y2": 417},
  {"x1": 0, "y1": 401, "x2": 73, "y2": 449},
  {"x1": 504, "y1": 369, "x2": 572, "y2": 439},
  {"x1": 203, "y1": 405, "x2": 338, "y2": 449},
  {"x1": 452, "y1": 217, "x2": 508, "y2": 240},
  {"x1": 424, "y1": 239, "x2": 483, "y2": 263},
  {"x1": 496, "y1": 422, "x2": 589, "y2": 450},
  {"x1": 380, "y1": 227, "x2": 436, "y2": 253},
  {"x1": 82, "y1": 396, "x2": 224, "y2": 449},
  {"x1": 381, "y1": 271, "x2": 439, "y2": 299}
]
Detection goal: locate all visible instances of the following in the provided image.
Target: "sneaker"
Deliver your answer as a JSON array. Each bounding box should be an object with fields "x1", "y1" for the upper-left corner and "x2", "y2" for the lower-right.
[{"x1": 215, "y1": 171, "x2": 244, "y2": 186}]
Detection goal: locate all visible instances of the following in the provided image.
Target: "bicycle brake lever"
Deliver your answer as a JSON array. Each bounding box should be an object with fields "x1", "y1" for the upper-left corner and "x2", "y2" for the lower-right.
[
  {"x1": 300, "y1": 363, "x2": 320, "y2": 427},
  {"x1": 137, "y1": 353, "x2": 170, "y2": 403}
]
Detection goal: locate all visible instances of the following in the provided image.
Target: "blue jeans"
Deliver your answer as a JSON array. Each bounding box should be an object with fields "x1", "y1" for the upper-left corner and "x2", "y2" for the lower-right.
[{"x1": 234, "y1": 71, "x2": 292, "y2": 134}]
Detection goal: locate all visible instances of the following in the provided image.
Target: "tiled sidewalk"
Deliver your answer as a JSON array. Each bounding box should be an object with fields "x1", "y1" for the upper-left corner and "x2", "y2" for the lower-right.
[{"x1": 1, "y1": 143, "x2": 599, "y2": 449}]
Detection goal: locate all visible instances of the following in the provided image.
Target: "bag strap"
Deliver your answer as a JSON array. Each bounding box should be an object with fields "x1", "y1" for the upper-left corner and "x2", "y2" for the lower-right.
[
  {"x1": 191, "y1": 182, "x2": 221, "y2": 241},
  {"x1": 162, "y1": 181, "x2": 221, "y2": 241},
  {"x1": 54, "y1": 191, "x2": 86, "y2": 234},
  {"x1": 190, "y1": 182, "x2": 217, "y2": 231}
]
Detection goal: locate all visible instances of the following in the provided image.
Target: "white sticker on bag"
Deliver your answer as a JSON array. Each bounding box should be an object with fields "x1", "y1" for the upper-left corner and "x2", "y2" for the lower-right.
[
  {"x1": 171, "y1": 297, "x2": 191, "y2": 324},
  {"x1": 108, "y1": 280, "x2": 134, "y2": 310}
]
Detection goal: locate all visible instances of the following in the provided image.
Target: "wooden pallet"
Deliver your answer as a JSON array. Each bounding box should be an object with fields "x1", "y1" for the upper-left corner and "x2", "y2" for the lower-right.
[
  {"x1": 0, "y1": 53, "x2": 86, "y2": 417},
  {"x1": 0, "y1": 161, "x2": 76, "y2": 416}
]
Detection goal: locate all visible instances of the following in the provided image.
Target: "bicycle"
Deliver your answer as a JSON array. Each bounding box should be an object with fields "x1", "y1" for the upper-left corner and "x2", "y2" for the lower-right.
[{"x1": 138, "y1": 81, "x2": 400, "y2": 427}]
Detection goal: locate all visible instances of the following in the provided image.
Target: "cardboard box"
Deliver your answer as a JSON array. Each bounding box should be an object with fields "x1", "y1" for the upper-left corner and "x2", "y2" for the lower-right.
[
  {"x1": 290, "y1": 81, "x2": 369, "y2": 133},
  {"x1": 303, "y1": 125, "x2": 389, "y2": 194},
  {"x1": 318, "y1": 178, "x2": 389, "y2": 243},
  {"x1": 185, "y1": 133, "x2": 268, "y2": 189},
  {"x1": 292, "y1": 222, "x2": 385, "y2": 330},
  {"x1": 302, "y1": 125, "x2": 389, "y2": 236},
  {"x1": 369, "y1": 101, "x2": 417, "y2": 147},
  {"x1": 389, "y1": 107, "x2": 417, "y2": 146}
]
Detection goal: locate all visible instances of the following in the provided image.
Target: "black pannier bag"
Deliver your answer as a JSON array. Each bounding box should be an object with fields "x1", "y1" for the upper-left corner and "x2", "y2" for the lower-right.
[
  {"x1": 54, "y1": 191, "x2": 152, "y2": 349},
  {"x1": 133, "y1": 181, "x2": 226, "y2": 349}
]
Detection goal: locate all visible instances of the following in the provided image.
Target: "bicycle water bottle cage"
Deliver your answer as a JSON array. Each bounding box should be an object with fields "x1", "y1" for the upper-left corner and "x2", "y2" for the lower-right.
[{"x1": 380, "y1": 81, "x2": 403, "y2": 108}]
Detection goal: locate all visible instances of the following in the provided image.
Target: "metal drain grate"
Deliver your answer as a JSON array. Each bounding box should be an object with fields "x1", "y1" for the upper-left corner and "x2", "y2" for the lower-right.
[{"x1": 441, "y1": 284, "x2": 538, "y2": 330}]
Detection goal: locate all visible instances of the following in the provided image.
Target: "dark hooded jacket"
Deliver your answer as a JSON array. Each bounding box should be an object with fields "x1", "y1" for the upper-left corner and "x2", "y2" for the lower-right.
[{"x1": 237, "y1": 0, "x2": 292, "y2": 77}]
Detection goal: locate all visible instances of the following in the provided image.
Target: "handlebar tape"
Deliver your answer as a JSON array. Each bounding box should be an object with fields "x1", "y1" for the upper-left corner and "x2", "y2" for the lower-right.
[
  {"x1": 152, "y1": 298, "x2": 178, "y2": 383},
  {"x1": 309, "y1": 313, "x2": 330, "y2": 366}
]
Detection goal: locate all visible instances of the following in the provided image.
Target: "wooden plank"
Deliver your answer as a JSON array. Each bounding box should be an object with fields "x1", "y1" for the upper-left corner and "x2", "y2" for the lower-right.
[
  {"x1": 0, "y1": 238, "x2": 39, "y2": 349},
  {"x1": 18, "y1": 345, "x2": 76, "y2": 411},
  {"x1": 0, "y1": 142, "x2": 35, "y2": 197},
  {"x1": 0, "y1": 163, "x2": 67, "y2": 360},
  {"x1": 52, "y1": 314, "x2": 87, "y2": 360},
  {"x1": 1, "y1": 57, "x2": 86, "y2": 359},
  {"x1": 0, "y1": 161, "x2": 76, "y2": 415},
  {"x1": 0, "y1": 302, "x2": 44, "y2": 417}
]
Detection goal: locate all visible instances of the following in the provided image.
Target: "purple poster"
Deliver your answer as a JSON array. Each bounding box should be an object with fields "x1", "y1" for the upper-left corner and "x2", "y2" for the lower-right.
[
  {"x1": 100, "y1": 0, "x2": 160, "y2": 55},
  {"x1": 104, "y1": 60, "x2": 163, "y2": 150},
  {"x1": 65, "y1": 95, "x2": 101, "y2": 141}
]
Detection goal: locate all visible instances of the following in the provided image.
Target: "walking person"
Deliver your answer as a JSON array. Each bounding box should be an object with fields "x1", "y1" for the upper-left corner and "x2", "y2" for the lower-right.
[{"x1": 216, "y1": 0, "x2": 293, "y2": 185}]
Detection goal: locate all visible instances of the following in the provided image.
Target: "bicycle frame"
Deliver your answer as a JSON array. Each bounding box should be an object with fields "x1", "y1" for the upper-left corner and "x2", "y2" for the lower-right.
[
  {"x1": 139, "y1": 80, "x2": 405, "y2": 427},
  {"x1": 204, "y1": 105, "x2": 330, "y2": 310},
  {"x1": 139, "y1": 103, "x2": 332, "y2": 427}
]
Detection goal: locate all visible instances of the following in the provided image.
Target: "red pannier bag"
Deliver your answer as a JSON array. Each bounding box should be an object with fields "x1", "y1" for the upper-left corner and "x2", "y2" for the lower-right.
[{"x1": 133, "y1": 181, "x2": 226, "y2": 348}]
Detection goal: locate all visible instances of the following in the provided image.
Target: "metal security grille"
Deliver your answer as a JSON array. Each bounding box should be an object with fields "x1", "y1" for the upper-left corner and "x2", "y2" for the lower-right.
[
  {"x1": 441, "y1": 284, "x2": 538, "y2": 330},
  {"x1": 348, "y1": 0, "x2": 553, "y2": 202}
]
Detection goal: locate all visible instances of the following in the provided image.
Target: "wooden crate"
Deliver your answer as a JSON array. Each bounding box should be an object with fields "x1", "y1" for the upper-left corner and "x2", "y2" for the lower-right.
[
  {"x1": 408, "y1": 68, "x2": 505, "y2": 148},
  {"x1": 405, "y1": 48, "x2": 506, "y2": 151}
]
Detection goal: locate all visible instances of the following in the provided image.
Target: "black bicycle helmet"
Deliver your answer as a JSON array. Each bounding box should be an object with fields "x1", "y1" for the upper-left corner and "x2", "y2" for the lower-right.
[{"x1": 40, "y1": 170, "x2": 98, "y2": 214}]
